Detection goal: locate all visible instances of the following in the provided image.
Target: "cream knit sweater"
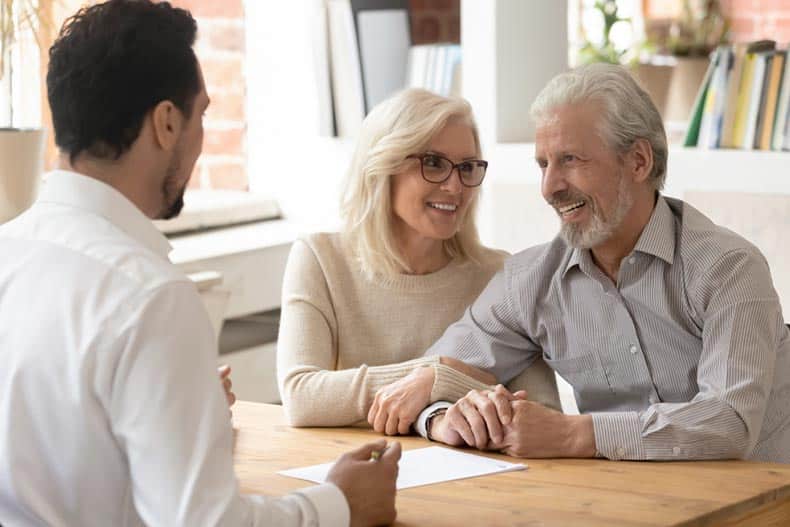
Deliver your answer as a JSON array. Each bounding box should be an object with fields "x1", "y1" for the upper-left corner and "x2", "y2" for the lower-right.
[{"x1": 276, "y1": 232, "x2": 560, "y2": 426}]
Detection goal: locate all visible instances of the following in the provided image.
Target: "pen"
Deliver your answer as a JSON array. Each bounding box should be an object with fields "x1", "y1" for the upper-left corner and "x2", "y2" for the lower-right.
[{"x1": 370, "y1": 445, "x2": 388, "y2": 462}]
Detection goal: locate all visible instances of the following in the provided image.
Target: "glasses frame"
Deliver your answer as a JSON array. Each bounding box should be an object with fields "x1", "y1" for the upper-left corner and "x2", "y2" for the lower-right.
[{"x1": 407, "y1": 153, "x2": 488, "y2": 188}]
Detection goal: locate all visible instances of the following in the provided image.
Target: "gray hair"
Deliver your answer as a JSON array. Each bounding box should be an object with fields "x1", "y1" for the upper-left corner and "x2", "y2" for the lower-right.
[{"x1": 530, "y1": 63, "x2": 668, "y2": 190}]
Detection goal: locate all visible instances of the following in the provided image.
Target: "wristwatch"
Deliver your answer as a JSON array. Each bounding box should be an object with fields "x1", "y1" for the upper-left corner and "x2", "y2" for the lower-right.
[{"x1": 425, "y1": 407, "x2": 447, "y2": 442}]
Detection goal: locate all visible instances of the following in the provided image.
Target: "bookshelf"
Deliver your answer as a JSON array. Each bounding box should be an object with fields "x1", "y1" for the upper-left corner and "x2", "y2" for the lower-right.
[{"x1": 687, "y1": 41, "x2": 790, "y2": 151}]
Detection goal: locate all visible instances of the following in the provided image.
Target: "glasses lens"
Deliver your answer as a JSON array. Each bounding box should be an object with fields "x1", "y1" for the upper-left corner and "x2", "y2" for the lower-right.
[
  {"x1": 458, "y1": 161, "x2": 487, "y2": 186},
  {"x1": 421, "y1": 154, "x2": 453, "y2": 183}
]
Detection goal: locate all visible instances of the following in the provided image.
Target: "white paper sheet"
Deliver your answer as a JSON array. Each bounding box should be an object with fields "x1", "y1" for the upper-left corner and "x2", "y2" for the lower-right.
[{"x1": 278, "y1": 446, "x2": 527, "y2": 490}]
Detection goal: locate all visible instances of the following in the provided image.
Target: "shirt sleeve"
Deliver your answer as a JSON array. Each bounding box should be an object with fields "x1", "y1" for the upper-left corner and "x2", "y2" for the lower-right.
[
  {"x1": 414, "y1": 402, "x2": 453, "y2": 439},
  {"x1": 109, "y1": 281, "x2": 349, "y2": 526},
  {"x1": 277, "y1": 239, "x2": 440, "y2": 427},
  {"x1": 593, "y1": 248, "x2": 784, "y2": 461},
  {"x1": 424, "y1": 269, "x2": 541, "y2": 386}
]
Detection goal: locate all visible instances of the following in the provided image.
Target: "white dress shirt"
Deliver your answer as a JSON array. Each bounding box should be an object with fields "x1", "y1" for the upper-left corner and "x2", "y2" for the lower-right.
[{"x1": 0, "y1": 171, "x2": 349, "y2": 526}]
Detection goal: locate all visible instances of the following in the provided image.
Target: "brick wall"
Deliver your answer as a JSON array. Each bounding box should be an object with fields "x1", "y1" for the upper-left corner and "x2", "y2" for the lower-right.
[
  {"x1": 721, "y1": 0, "x2": 790, "y2": 44},
  {"x1": 172, "y1": 0, "x2": 247, "y2": 191},
  {"x1": 409, "y1": 0, "x2": 460, "y2": 44}
]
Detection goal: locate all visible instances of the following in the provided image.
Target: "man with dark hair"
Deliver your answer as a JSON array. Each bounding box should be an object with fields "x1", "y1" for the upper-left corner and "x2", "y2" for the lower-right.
[{"x1": 0, "y1": 1, "x2": 399, "y2": 526}]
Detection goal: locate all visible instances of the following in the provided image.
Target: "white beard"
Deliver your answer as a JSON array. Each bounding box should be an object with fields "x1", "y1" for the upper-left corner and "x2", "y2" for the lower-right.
[{"x1": 560, "y1": 171, "x2": 633, "y2": 249}]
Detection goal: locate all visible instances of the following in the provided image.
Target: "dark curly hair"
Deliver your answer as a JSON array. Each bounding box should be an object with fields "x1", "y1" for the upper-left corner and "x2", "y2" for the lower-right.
[{"x1": 47, "y1": 0, "x2": 200, "y2": 163}]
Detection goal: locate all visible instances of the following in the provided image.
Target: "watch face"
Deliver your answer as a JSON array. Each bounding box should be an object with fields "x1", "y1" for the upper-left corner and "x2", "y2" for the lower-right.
[{"x1": 426, "y1": 408, "x2": 447, "y2": 441}]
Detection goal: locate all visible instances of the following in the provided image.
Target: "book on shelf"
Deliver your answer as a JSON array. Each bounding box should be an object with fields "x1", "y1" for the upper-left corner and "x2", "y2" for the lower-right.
[
  {"x1": 748, "y1": 51, "x2": 773, "y2": 149},
  {"x1": 719, "y1": 43, "x2": 748, "y2": 148},
  {"x1": 730, "y1": 51, "x2": 758, "y2": 147},
  {"x1": 683, "y1": 53, "x2": 717, "y2": 147},
  {"x1": 686, "y1": 40, "x2": 789, "y2": 151},
  {"x1": 758, "y1": 51, "x2": 786, "y2": 150},
  {"x1": 773, "y1": 50, "x2": 790, "y2": 150},
  {"x1": 697, "y1": 46, "x2": 731, "y2": 149}
]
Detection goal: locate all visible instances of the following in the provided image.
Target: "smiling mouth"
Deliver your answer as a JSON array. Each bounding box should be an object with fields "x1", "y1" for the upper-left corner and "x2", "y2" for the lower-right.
[
  {"x1": 557, "y1": 200, "x2": 585, "y2": 216},
  {"x1": 427, "y1": 202, "x2": 458, "y2": 212}
]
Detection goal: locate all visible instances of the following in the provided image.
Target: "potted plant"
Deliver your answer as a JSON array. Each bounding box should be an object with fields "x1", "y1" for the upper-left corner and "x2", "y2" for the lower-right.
[
  {"x1": 1, "y1": 0, "x2": 49, "y2": 224},
  {"x1": 577, "y1": 0, "x2": 636, "y2": 66}
]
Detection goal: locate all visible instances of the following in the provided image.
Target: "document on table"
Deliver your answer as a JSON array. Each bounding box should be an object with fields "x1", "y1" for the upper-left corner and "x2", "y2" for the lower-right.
[{"x1": 278, "y1": 446, "x2": 527, "y2": 490}]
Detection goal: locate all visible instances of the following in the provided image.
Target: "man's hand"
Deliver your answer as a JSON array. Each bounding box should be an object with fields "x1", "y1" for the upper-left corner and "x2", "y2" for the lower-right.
[
  {"x1": 327, "y1": 439, "x2": 401, "y2": 527},
  {"x1": 427, "y1": 412, "x2": 465, "y2": 447},
  {"x1": 368, "y1": 366, "x2": 434, "y2": 435},
  {"x1": 439, "y1": 385, "x2": 527, "y2": 449},
  {"x1": 218, "y1": 364, "x2": 235, "y2": 407},
  {"x1": 494, "y1": 400, "x2": 596, "y2": 458}
]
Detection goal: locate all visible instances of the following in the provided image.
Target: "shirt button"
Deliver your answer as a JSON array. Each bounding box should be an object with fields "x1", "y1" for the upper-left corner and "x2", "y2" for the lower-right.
[
  {"x1": 628, "y1": 257, "x2": 636, "y2": 264},
  {"x1": 673, "y1": 446, "x2": 681, "y2": 456},
  {"x1": 629, "y1": 345, "x2": 638, "y2": 354},
  {"x1": 617, "y1": 447, "x2": 626, "y2": 457}
]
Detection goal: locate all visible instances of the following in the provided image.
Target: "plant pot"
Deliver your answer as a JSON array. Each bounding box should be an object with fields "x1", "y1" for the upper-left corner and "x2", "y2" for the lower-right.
[
  {"x1": 0, "y1": 127, "x2": 45, "y2": 224},
  {"x1": 635, "y1": 56, "x2": 710, "y2": 123},
  {"x1": 634, "y1": 61, "x2": 673, "y2": 118},
  {"x1": 664, "y1": 56, "x2": 710, "y2": 123}
]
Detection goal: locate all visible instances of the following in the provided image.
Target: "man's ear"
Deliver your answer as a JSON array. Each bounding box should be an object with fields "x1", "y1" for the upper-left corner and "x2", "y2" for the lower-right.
[
  {"x1": 150, "y1": 100, "x2": 183, "y2": 152},
  {"x1": 628, "y1": 138, "x2": 654, "y2": 184}
]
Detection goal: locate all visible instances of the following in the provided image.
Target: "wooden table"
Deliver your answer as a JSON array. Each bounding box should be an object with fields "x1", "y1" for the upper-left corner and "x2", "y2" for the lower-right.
[{"x1": 232, "y1": 401, "x2": 790, "y2": 526}]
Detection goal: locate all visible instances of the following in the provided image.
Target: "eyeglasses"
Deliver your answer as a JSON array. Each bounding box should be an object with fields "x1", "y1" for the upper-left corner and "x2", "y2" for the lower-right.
[{"x1": 407, "y1": 153, "x2": 488, "y2": 187}]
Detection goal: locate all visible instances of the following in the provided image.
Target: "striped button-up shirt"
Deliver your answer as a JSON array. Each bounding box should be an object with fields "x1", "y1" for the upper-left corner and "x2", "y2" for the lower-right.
[{"x1": 426, "y1": 196, "x2": 790, "y2": 462}]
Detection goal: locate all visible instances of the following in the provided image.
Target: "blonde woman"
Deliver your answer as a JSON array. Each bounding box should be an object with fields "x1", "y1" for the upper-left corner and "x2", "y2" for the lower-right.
[{"x1": 276, "y1": 89, "x2": 559, "y2": 431}]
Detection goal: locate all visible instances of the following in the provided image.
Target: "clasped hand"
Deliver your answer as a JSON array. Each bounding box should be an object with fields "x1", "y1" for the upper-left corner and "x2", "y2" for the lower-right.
[
  {"x1": 433, "y1": 386, "x2": 595, "y2": 458},
  {"x1": 437, "y1": 385, "x2": 527, "y2": 450}
]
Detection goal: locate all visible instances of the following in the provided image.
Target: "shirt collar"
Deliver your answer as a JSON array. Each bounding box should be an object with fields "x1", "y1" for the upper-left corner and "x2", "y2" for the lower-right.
[
  {"x1": 37, "y1": 170, "x2": 172, "y2": 258},
  {"x1": 562, "y1": 195, "x2": 675, "y2": 278},
  {"x1": 632, "y1": 195, "x2": 675, "y2": 265},
  {"x1": 563, "y1": 246, "x2": 585, "y2": 277}
]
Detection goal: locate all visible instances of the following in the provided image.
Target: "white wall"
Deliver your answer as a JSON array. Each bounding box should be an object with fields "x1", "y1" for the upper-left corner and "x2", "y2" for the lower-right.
[{"x1": 462, "y1": 0, "x2": 568, "y2": 142}]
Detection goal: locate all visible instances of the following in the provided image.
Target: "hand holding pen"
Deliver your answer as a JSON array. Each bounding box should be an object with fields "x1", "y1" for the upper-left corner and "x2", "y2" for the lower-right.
[{"x1": 327, "y1": 439, "x2": 402, "y2": 526}]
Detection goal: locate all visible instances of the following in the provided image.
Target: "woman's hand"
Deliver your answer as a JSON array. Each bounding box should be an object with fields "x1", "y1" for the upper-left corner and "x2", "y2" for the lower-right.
[{"x1": 368, "y1": 366, "x2": 435, "y2": 435}]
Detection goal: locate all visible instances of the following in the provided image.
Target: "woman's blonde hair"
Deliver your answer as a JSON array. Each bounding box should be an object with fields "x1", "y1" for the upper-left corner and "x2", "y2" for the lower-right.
[{"x1": 340, "y1": 88, "x2": 486, "y2": 279}]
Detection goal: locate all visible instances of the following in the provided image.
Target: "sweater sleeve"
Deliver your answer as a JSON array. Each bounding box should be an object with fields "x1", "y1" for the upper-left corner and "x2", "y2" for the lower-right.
[{"x1": 276, "y1": 238, "x2": 440, "y2": 427}]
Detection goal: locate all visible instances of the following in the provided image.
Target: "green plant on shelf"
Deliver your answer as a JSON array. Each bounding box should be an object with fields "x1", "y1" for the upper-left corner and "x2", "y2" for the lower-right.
[
  {"x1": 578, "y1": 0, "x2": 632, "y2": 65},
  {"x1": 651, "y1": 0, "x2": 729, "y2": 58}
]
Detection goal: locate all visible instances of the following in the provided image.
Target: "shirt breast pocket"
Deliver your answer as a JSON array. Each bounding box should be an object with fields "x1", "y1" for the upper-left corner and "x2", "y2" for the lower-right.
[{"x1": 543, "y1": 352, "x2": 615, "y2": 398}]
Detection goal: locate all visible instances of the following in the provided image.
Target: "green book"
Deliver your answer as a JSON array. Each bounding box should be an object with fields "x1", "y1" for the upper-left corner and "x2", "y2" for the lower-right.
[{"x1": 684, "y1": 52, "x2": 718, "y2": 147}]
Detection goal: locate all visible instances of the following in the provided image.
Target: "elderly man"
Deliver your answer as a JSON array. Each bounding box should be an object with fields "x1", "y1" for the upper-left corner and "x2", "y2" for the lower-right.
[{"x1": 375, "y1": 63, "x2": 790, "y2": 462}]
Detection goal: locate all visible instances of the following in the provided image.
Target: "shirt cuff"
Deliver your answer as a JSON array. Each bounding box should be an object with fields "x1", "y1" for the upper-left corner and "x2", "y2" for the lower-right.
[
  {"x1": 414, "y1": 401, "x2": 452, "y2": 439},
  {"x1": 591, "y1": 411, "x2": 646, "y2": 460},
  {"x1": 294, "y1": 482, "x2": 350, "y2": 527}
]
